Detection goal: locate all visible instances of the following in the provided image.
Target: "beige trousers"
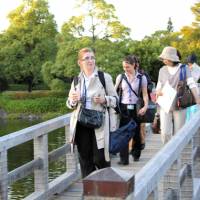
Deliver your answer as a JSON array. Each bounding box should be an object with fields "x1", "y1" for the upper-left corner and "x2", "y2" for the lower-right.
[{"x1": 160, "y1": 108, "x2": 186, "y2": 144}]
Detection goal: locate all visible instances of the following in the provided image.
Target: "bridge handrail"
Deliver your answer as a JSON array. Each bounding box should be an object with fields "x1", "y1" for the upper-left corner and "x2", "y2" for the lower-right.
[
  {"x1": 0, "y1": 114, "x2": 70, "y2": 151},
  {"x1": 134, "y1": 109, "x2": 200, "y2": 199},
  {"x1": 0, "y1": 113, "x2": 81, "y2": 200}
]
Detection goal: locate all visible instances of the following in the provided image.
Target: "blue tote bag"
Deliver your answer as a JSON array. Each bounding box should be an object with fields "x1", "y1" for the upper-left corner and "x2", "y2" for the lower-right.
[{"x1": 109, "y1": 120, "x2": 137, "y2": 154}]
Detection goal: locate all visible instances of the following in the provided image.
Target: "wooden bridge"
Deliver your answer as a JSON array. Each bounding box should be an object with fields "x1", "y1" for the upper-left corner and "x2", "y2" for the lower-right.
[{"x1": 0, "y1": 111, "x2": 200, "y2": 200}]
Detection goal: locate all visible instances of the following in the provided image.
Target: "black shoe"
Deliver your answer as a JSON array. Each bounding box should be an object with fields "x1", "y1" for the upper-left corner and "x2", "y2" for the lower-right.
[
  {"x1": 134, "y1": 157, "x2": 140, "y2": 162},
  {"x1": 140, "y1": 143, "x2": 145, "y2": 150},
  {"x1": 117, "y1": 161, "x2": 129, "y2": 165},
  {"x1": 131, "y1": 149, "x2": 141, "y2": 161}
]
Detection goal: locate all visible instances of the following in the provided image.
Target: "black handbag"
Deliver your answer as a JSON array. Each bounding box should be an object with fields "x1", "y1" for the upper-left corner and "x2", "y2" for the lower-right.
[
  {"x1": 126, "y1": 74, "x2": 156, "y2": 123},
  {"x1": 78, "y1": 107, "x2": 103, "y2": 129},
  {"x1": 109, "y1": 120, "x2": 137, "y2": 154},
  {"x1": 176, "y1": 65, "x2": 196, "y2": 109},
  {"x1": 136, "y1": 98, "x2": 157, "y2": 123},
  {"x1": 151, "y1": 113, "x2": 160, "y2": 134}
]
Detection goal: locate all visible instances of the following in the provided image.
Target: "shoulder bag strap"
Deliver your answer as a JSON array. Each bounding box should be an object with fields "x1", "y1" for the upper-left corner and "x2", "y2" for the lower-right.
[
  {"x1": 180, "y1": 64, "x2": 186, "y2": 81},
  {"x1": 123, "y1": 75, "x2": 139, "y2": 97},
  {"x1": 137, "y1": 74, "x2": 143, "y2": 97}
]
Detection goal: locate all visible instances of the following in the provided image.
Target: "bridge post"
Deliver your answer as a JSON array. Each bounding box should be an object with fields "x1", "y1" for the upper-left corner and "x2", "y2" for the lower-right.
[
  {"x1": 180, "y1": 141, "x2": 193, "y2": 199},
  {"x1": 162, "y1": 159, "x2": 180, "y2": 200},
  {"x1": 83, "y1": 167, "x2": 134, "y2": 199},
  {"x1": 193, "y1": 128, "x2": 200, "y2": 178},
  {"x1": 33, "y1": 134, "x2": 48, "y2": 196},
  {"x1": 65, "y1": 126, "x2": 78, "y2": 172},
  {"x1": 148, "y1": 187, "x2": 158, "y2": 200},
  {"x1": 0, "y1": 148, "x2": 8, "y2": 200}
]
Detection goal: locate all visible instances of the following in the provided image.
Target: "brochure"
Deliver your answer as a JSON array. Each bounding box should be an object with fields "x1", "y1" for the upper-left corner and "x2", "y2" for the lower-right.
[{"x1": 157, "y1": 81, "x2": 177, "y2": 113}]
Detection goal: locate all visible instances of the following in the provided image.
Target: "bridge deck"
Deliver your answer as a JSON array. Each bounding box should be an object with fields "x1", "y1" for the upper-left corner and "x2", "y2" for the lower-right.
[{"x1": 52, "y1": 132, "x2": 163, "y2": 200}]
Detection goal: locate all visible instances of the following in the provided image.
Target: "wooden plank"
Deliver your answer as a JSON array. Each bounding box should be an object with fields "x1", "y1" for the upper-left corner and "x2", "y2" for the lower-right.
[{"x1": 52, "y1": 132, "x2": 162, "y2": 200}]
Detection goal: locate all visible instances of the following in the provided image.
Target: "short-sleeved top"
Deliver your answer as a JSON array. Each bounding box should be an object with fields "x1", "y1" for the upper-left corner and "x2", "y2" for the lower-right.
[
  {"x1": 190, "y1": 63, "x2": 200, "y2": 83},
  {"x1": 157, "y1": 64, "x2": 192, "y2": 90},
  {"x1": 116, "y1": 72, "x2": 147, "y2": 104},
  {"x1": 156, "y1": 63, "x2": 192, "y2": 110}
]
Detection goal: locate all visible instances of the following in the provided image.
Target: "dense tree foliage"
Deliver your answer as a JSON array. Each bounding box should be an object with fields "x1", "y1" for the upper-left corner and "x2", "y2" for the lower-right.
[
  {"x1": 172, "y1": 2, "x2": 200, "y2": 62},
  {"x1": 1, "y1": 0, "x2": 200, "y2": 91},
  {"x1": 66, "y1": 0, "x2": 130, "y2": 43},
  {"x1": 0, "y1": 0, "x2": 57, "y2": 92},
  {"x1": 167, "y1": 17, "x2": 174, "y2": 32},
  {"x1": 42, "y1": 0, "x2": 131, "y2": 89}
]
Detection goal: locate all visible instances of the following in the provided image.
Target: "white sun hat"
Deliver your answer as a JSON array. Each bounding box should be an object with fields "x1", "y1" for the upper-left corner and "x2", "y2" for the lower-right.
[{"x1": 159, "y1": 46, "x2": 180, "y2": 62}]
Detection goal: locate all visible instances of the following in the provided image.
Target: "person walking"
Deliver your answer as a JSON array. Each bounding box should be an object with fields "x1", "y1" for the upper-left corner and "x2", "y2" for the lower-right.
[
  {"x1": 115, "y1": 55, "x2": 148, "y2": 164},
  {"x1": 186, "y1": 53, "x2": 200, "y2": 121},
  {"x1": 156, "y1": 46, "x2": 200, "y2": 144},
  {"x1": 66, "y1": 47, "x2": 117, "y2": 178},
  {"x1": 187, "y1": 53, "x2": 200, "y2": 83}
]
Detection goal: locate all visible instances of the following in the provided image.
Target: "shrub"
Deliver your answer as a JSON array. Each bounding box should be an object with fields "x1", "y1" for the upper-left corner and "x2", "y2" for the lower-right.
[
  {"x1": 2, "y1": 90, "x2": 67, "y2": 99},
  {"x1": 0, "y1": 91, "x2": 70, "y2": 116},
  {"x1": 50, "y1": 79, "x2": 67, "y2": 91}
]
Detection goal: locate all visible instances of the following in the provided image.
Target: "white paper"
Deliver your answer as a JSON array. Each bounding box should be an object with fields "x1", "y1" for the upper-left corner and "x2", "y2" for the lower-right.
[{"x1": 157, "y1": 81, "x2": 177, "y2": 113}]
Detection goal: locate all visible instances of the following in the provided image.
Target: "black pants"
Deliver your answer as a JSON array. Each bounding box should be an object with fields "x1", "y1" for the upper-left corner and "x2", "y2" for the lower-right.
[
  {"x1": 119, "y1": 104, "x2": 141, "y2": 164},
  {"x1": 75, "y1": 122, "x2": 110, "y2": 178}
]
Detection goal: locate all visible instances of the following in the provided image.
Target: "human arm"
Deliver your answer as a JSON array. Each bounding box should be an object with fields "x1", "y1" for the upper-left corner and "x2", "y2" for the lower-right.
[
  {"x1": 155, "y1": 69, "x2": 164, "y2": 100},
  {"x1": 155, "y1": 81, "x2": 163, "y2": 100},
  {"x1": 186, "y1": 67, "x2": 200, "y2": 104},
  {"x1": 66, "y1": 80, "x2": 81, "y2": 109},
  {"x1": 138, "y1": 76, "x2": 149, "y2": 115},
  {"x1": 190, "y1": 87, "x2": 200, "y2": 104},
  {"x1": 104, "y1": 73, "x2": 118, "y2": 108}
]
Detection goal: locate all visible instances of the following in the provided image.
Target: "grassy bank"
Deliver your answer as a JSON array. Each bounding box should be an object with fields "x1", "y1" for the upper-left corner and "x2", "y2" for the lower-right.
[{"x1": 0, "y1": 90, "x2": 71, "y2": 120}]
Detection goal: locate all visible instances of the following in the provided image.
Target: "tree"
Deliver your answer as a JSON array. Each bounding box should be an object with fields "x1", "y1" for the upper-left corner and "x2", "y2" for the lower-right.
[
  {"x1": 64, "y1": 0, "x2": 130, "y2": 44},
  {"x1": 0, "y1": 0, "x2": 57, "y2": 92},
  {"x1": 167, "y1": 17, "x2": 174, "y2": 32},
  {"x1": 191, "y1": 2, "x2": 200, "y2": 28},
  {"x1": 42, "y1": 0, "x2": 131, "y2": 90},
  {"x1": 172, "y1": 2, "x2": 200, "y2": 61}
]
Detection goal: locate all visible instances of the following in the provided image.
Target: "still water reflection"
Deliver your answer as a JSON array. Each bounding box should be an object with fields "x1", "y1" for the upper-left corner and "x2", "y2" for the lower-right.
[{"x1": 0, "y1": 119, "x2": 66, "y2": 199}]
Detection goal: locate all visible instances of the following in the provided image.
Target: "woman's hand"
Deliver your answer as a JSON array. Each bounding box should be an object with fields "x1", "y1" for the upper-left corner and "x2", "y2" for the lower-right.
[
  {"x1": 69, "y1": 90, "x2": 80, "y2": 104},
  {"x1": 156, "y1": 90, "x2": 163, "y2": 100},
  {"x1": 196, "y1": 97, "x2": 200, "y2": 105},
  {"x1": 138, "y1": 106, "x2": 147, "y2": 116},
  {"x1": 93, "y1": 95, "x2": 106, "y2": 104}
]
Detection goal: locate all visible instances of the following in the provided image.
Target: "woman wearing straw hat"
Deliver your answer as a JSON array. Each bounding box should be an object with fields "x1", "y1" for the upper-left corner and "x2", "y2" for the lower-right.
[{"x1": 156, "y1": 46, "x2": 200, "y2": 144}]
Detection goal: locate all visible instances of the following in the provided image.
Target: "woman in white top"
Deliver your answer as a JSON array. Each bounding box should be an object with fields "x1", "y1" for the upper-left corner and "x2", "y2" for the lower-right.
[
  {"x1": 115, "y1": 55, "x2": 148, "y2": 164},
  {"x1": 156, "y1": 46, "x2": 200, "y2": 144},
  {"x1": 186, "y1": 53, "x2": 200, "y2": 120},
  {"x1": 67, "y1": 47, "x2": 117, "y2": 177},
  {"x1": 187, "y1": 53, "x2": 200, "y2": 83}
]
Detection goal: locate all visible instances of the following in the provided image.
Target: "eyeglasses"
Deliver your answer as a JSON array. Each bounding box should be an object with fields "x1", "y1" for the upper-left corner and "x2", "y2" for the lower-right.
[{"x1": 81, "y1": 56, "x2": 95, "y2": 61}]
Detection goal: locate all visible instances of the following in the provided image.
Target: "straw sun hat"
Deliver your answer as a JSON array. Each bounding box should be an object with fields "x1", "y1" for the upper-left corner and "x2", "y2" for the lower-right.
[{"x1": 159, "y1": 46, "x2": 180, "y2": 62}]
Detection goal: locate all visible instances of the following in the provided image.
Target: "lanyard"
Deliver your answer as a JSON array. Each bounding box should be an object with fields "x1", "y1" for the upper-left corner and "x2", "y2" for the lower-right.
[
  {"x1": 123, "y1": 76, "x2": 139, "y2": 97},
  {"x1": 81, "y1": 78, "x2": 87, "y2": 107},
  {"x1": 127, "y1": 81, "x2": 132, "y2": 103}
]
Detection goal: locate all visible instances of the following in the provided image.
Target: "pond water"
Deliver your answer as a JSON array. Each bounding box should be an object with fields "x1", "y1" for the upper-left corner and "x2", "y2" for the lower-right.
[{"x1": 0, "y1": 119, "x2": 66, "y2": 199}]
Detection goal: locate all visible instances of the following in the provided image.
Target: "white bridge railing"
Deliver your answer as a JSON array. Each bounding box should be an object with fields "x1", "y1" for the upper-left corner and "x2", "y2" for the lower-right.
[
  {"x1": 1, "y1": 110, "x2": 200, "y2": 200},
  {"x1": 0, "y1": 114, "x2": 81, "y2": 200},
  {"x1": 133, "y1": 110, "x2": 200, "y2": 200}
]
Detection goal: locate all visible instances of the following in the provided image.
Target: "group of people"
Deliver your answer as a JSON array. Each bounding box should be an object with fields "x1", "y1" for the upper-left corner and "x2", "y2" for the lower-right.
[{"x1": 67, "y1": 46, "x2": 200, "y2": 178}]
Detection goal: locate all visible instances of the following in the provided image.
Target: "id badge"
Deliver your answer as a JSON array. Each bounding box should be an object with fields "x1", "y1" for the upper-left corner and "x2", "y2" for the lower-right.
[{"x1": 127, "y1": 104, "x2": 134, "y2": 110}]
